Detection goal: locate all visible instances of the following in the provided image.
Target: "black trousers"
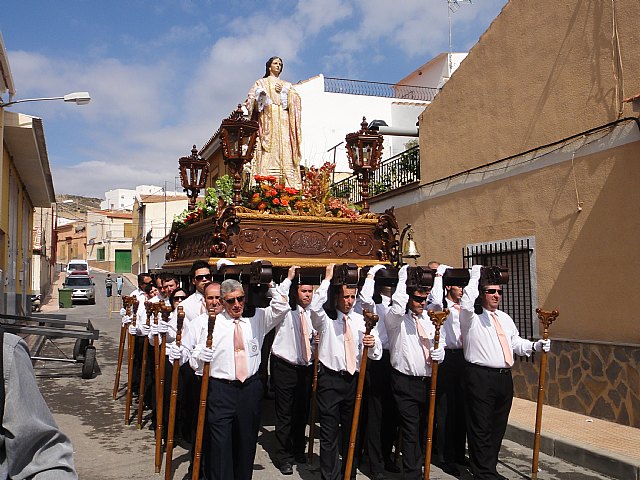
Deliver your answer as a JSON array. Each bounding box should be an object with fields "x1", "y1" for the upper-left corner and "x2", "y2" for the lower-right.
[
  {"x1": 316, "y1": 363, "x2": 359, "y2": 480},
  {"x1": 464, "y1": 362, "x2": 513, "y2": 480},
  {"x1": 391, "y1": 368, "x2": 430, "y2": 480},
  {"x1": 366, "y1": 349, "x2": 398, "y2": 473},
  {"x1": 202, "y1": 374, "x2": 263, "y2": 480},
  {"x1": 435, "y1": 349, "x2": 467, "y2": 464},
  {"x1": 270, "y1": 355, "x2": 313, "y2": 464}
]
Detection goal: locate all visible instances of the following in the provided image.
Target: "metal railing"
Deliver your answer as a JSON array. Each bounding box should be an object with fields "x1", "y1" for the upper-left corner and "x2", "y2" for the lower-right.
[
  {"x1": 331, "y1": 146, "x2": 420, "y2": 203},
  {"x1": 324, "y1": 77, "x2": 438, "y2": 102},
  {"x1": 463, "y1": 239, "x2": 535, "y2": 360}
]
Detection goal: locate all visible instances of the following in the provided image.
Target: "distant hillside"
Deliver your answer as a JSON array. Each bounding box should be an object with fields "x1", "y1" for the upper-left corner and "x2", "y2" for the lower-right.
[{"x1": 55, "y1": 194, "x2": 102, "y2": 213}]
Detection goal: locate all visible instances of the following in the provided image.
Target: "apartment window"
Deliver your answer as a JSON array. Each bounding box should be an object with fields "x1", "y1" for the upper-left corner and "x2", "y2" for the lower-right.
[
  {"x1": 463, "y1": 237, "x2": 537, "y2": 345},
  {"x1": 97, "y1": 247, "x2": 105, "y2": 261},
  {"x1": 123, "y1": 223, "x2": 132, "y2": 237}
]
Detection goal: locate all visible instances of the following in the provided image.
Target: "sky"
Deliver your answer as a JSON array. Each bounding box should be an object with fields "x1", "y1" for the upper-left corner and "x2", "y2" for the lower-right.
[{"x1": 2, "y1": 0, "x2": 507, "y2": 198}]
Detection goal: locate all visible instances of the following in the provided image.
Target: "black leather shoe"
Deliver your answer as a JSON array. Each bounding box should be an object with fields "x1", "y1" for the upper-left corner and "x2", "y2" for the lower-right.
[
  {"x1": 294, "y1": 453, "x2": 307, "y2": 464},
  {"x1": 441, "y1": 462, "x2": 460, "y2": 476},
  {"x1": 279, "y1": 462, "x2": 293, "y2": 475},
  {"x1": 384, "y1": 462, "x2": 401, "y2": 473}
]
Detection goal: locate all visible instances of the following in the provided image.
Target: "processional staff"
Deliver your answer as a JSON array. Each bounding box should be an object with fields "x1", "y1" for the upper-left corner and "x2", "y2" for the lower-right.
[
  {"x1": 125, "y1": 298, "x2": 139, "y2": 425},
  {"x1": 192, "y1": 308, "x2": 217, "y2": 480},
  {"x1": 531, "y1": 308, "x2": 559, "y2": 480},
  {"x1": 164, "y1": 306, "x2": 185, "y2": 480}
]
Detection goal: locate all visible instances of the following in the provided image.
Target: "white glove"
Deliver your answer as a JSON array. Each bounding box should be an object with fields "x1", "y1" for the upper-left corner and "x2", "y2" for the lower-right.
[
  {"x1": 119, "y1": 308, "x2": 127, "y2": 316},
  {"x1": 128, "y1": 324, "x2": 137, "y2": 336},
  {"x1": 430, "y1": 345, "x2": 446, "y2": 363},
  {"x1": 534, "y1": 339, "x2": 551, "y2": 352},
  {"x1": 198, "y1": 346, "x2": 214, "y2": 363},
  {"x1": 139, "y1": 324, "x2": 151, "y2": 336},
  {"x1": 150, "y1": 323, "x2": 158, "y2": 336},
  {"x1": 121, "y1": 315, "x2": 132, "y2": 326},
  {"x1": 398, "y1": 265, "x2": 409, "y2": 282},
  {"x1": 369, "y1": 264, "x2": 386, "y2": 276},
  {"x1": 168, "y1": 343, "x2": 183, "y2": 362},
  {"x1": 158, "y1": 320, "x2": 169, "y2": 334}
]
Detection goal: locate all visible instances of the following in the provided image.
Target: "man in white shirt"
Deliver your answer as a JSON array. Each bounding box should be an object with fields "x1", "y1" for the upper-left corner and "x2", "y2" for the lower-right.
[
  {"x1": 427, "y1": 265, "x2": 467, "y2": 476},
  {"x1": 461, "y1": 265, "x2": 550, "y2": 480},
  {"x1": 309, "y1": 263, "x2": 382, "y2": 480},
  {"x1": 269, "y1": 266, "x2": 314, "y2": 475},
  {"x1": 187, "y1": 278, "x2": 291, "y2": 480},
  {"x1": 384, "y1": 265, "x2": 445, "y2": 480}
]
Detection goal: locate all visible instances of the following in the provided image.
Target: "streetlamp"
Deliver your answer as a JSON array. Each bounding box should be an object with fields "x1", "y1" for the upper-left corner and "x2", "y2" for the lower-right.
[
  {"x1": 345, "y1": 116, "x2": 384, "y2": 213},
  {"x1": 0, "y1": 91, "x2": 91, "y2": 108},
  {"x1": 178, "y1": 145, "x2": 209, "y2": 211},
  {"x1": 219, "y1": 104, "x2": 259, "y2": 205}
]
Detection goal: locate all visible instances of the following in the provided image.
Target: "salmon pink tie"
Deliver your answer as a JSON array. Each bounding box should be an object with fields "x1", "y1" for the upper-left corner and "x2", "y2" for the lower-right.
[
  {"x1": 343, "y1": 315, "x2": 357, "y2": 374},
  {"x1": 233, "y1": 319, "x2": 249, "y2": 382},
  {"x1": 490, "y1": 312, "x2": 514, "y2": 366},
  {"x1": 413, "y1": 315, "x2": 431, "y2": 364},
  {"x1": 300, "y1": 310, "x2": 312, "y2": 363}
]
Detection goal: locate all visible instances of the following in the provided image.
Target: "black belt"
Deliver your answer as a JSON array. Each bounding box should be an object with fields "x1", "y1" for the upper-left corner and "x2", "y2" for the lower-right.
[
  {"x1": 212, "y1": 372, "x2": 260, "y2": 385},
  {"x1": 272, "y1": 354, "x2": 312, "y2": 369},
  {"x1": 320, "y1": 363, "x2": 357, "y2": 378},
  {"x1": 466, "y1": 362, "x2": 511, "y2": 374},
  {"x1": 391, "y1": 367, "x2": 430, "y2": 382}
]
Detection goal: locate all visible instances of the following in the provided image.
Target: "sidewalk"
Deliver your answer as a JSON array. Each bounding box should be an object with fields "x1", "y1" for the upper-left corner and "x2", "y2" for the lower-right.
[{"x1": 506, "y1": 396, "x2": 640, "y2": 479}]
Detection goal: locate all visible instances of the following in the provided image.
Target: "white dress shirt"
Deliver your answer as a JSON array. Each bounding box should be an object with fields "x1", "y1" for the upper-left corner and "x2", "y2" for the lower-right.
[
  {"x1": 460, "y1": 266, "x2": 534, "y2": 368},
  {"x1": 186, "y1": 295, "x2": 291, "y2": 380},
  {"x1": 309, "y1": 280, "x2": 382, "y2": 373},
  {"x1": 427, "y1": 267, "x2": 463, "y2": 349},
  {"x1": 385, "y1": 275, "x2": 442, "y2": 377},
  {"x1": 356, "y1": 277, "x2": 390, "y2": 350}
]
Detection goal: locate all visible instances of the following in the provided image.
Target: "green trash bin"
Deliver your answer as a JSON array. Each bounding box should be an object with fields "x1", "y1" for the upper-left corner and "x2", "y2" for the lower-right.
[{"x1": 58, "y1": 287, "x2": 74, "y2": 308}]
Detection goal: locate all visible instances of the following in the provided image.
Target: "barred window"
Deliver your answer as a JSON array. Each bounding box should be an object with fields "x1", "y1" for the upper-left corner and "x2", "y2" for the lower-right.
[{"x1": 463, "y1": 237, "x2": 537, "y2": 343}]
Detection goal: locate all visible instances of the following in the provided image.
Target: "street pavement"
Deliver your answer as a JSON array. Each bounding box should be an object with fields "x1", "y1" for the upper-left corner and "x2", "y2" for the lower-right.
[{"x1": 32, "y1": 270, "x2": 619, "y2": 479}]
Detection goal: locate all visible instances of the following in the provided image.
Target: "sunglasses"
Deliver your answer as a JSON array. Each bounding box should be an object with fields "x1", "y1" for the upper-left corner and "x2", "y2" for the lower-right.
[
  {"x1": 484, "y1": 289, "x2": 503, "y2": 295},
  {"x1": 223, "y1": 295, "x2": 245, "y2": 305},
  {"x1": 195, "y1": 274, "x2": 213, "y2": 282},
  {"x1": 410, "y1": 294, "x2": 428, "y2": 303},
  {"x1": 173, "y1": 296, "x2": 187, "y2": 302}
]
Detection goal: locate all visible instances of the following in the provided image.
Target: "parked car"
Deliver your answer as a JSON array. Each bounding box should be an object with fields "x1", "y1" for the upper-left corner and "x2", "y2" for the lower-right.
[
  {"x1": 66, "y1": 259, "x2": 90, "y2": 276},
  {"x1": 64, "y1": 274, "x2": 96, "y2": 304}
]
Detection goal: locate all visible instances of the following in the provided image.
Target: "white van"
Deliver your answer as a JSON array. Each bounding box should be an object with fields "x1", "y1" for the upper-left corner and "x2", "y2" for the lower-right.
[{"x1": 66, "y1": 259, "x2": 89, "y2": 276}]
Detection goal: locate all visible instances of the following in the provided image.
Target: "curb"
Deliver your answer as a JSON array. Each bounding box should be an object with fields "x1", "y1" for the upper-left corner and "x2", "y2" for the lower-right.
[{"x1": 505, "y1": 422, "x2": 640, "y2": 480}]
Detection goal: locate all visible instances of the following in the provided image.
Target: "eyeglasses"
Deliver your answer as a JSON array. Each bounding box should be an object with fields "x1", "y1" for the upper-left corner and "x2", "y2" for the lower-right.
[
  {"x1": 484, "y1": 289, "x2": 503, "y2": 295},
  {"x1": 173, "y1": 296, "x2": 187, "y2": 302},
  {"x1": 194, "y1": 274, "x2": 213, "y2": 282},
  {"x1": 410, "y1": 294, "x2": 428, "y2": 303},
  {"x1": 223, "y1": 295, "x2": 245, "y2": 304}
]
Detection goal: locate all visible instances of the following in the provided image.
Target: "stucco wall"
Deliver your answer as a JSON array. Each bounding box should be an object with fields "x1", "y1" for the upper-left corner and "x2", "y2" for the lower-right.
[{"x1": 419, "y1": 0, "x2": 640, "y2": 183}]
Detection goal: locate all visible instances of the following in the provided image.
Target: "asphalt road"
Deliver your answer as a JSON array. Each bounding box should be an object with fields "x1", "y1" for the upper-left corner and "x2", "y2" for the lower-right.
[{"x1": 32, "y1": 271, "x2": 612, "y2": 480}]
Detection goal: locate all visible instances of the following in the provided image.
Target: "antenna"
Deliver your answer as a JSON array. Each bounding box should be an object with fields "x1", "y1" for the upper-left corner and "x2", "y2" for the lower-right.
[{"x1": 447, "y1": 0, "x2": 472, "y2": 74}]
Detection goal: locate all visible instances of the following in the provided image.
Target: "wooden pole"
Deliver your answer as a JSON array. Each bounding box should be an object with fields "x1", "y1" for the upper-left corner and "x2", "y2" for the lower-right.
[
  {"x1": 192, "y1": 309, "x2": 217, "y2": 480},
  {"x1": 306, "y1": 334, "x2": 320, "y2": 464},
  {"x1": 114, "y1": 296, "x2": 133, "y2": 399},
  {"x1": 137, "y1": 301, "x2": 153, "y2": 429},
  {"x1": 125, "y1": 299, "x2": 139, "y2": 425},
  {"x1": 531, "y1": 308, "x2": 559, "y2": 480},
  {"x1": 164, "y1": 306, "x2": 185, "y2": 480},
  {"x1": 343, "y1": 310, "x2": 378, "y2": 480},
  {"x1": 423, "y1": 309, "x2": 449, "y2": 480}
]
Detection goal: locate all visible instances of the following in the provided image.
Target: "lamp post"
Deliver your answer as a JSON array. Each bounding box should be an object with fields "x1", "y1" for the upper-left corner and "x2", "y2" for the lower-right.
[
  {"x1": 178, "y1": 145, "x2": 209, "y2": 211},
  {"x1": 0, "y1": 91, "x2": 91, "y2": 108},
  {"x1": 344, "y1": 117, "x2": 384, "y2": 213},
  {"x1": 219, "y1": 104, "x2": 259, "y2": 205}
]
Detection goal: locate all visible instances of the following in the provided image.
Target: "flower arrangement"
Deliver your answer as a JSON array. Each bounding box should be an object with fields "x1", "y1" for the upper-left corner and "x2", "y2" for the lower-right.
[{"x1": 247, "y1": 175, "x2": 300, "y2": 214}]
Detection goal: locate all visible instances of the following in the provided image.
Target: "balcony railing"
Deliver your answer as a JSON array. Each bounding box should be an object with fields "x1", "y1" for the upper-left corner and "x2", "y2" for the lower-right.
[
  {"x1": 331, "y1": 146, "x2": 420, "y2": 204},
  {"x1": 324, "y1": 77, "x2": 438, "y2": 102}
]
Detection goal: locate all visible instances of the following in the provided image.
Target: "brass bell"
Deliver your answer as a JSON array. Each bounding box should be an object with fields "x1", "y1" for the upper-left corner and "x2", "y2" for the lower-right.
[{"x1": 402, "y1": 230, "x2": 421, "y2": 259}]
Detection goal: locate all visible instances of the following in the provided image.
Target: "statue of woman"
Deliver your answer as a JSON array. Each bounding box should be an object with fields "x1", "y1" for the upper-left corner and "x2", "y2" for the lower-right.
[{"x1": 244, "y1": 56, "x2": 302, "y2": 189}]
